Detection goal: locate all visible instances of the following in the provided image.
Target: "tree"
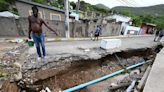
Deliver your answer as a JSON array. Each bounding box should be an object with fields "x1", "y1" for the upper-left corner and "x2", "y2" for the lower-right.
[
  {"x1": 70, "y1": 1, "x2": 76, "y2": 10},
  {"x1": 139, "y1": 15, "x2": 155, "y2": 23},
  {"x1": 153, "y1": 16, "x2": 164, "y2": 28},
  {"x1": 121, "y1": 10, "x2": 131, "y2": 17},
  {"x1": 132, "y1": 16, "x2": 142, "y2": 26},
  {"x1": 50, "y1": 0, "x2": 64, "y2": 9},
  {"x1": 0, "y1": 0, "x2": 17, "y2": 13},
  {"x1": 32, "y1": 0, "x2": 47, "y2": 4},
  {"x1": 0, "y1": 0, "x2": 9, "y2": 11},
  {"x1": 79, "y1": 1, "x2": 87, "y2": 11}
]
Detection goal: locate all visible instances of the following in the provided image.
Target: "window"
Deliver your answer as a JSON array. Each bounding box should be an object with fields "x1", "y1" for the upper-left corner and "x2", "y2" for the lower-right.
[
  {"x1": 50, "y1": 13, "x2": 61, "y2": 21},
  {"x1": 29, "y1": 10, "x2": 43, "y2": 18}
]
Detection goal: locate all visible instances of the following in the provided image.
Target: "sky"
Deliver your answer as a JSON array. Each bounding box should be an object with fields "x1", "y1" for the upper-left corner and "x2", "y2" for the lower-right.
[{"x1": 69, "y1": 0, "x2": 164, "y2": 8}]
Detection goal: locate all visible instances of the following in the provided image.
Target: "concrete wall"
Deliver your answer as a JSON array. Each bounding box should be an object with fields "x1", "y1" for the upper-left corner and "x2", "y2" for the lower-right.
[
  {"x1": 0, "y1": 17, "x2": 121, "y2": 37},
  {"x1": 102, "y1": 23, "x2": 121, "y2": 36},
  {"x1": 15, "y1": 18, "x2": 29, "y2": 36},
  {"x1": 15, "y1": 18, "x2": 66, "y2": 37},
  {"x1": 72, "y1": 22, "x2": 88, "y2": 37},
  {"x1": 15, "y1": 1, "x2": 65, "y2": 21},
  {"x1": 0, "y1": 17, "x2": 19, "y2": 36},
  {"x1": 44, "y1": 20, "x2": 66, "y2": 37}
]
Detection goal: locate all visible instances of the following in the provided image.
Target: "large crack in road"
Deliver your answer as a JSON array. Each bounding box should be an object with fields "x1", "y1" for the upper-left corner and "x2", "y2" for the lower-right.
[
  {"x1": 14, "y1": 45, "x2": 163, "y2": 91},
  {"x1": 0, "y1": 42, "x2": 163, "y2": 92}
]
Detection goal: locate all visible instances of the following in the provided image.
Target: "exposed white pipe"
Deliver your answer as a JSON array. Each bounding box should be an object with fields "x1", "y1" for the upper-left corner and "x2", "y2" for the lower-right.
[
  {"x1": 63, "y1": 61, "x2": 147, "y2": 92},
  {"x1": 126, "y1": 80, "x2": 136, "y2": 92}
]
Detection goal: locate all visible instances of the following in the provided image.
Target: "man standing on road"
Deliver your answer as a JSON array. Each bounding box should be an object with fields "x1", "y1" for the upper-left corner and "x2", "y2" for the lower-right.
[
  {"x1": 154, "y1": 28, "x2": 160, "y2": 42},
  {"x1": 28, "y1": 5, "x2": 58, "y2": 60},
  {"x1": 94, "y1": 25, "x2": 101, "y2": 41},
  {"x1": 157, "y1": 29, "x2": 164, "y2": 42}
]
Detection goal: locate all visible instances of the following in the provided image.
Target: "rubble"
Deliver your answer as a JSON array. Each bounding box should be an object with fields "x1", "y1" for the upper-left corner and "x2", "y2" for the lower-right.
[
  {"x1": 0, "y1": 43, "x2": 28, "y2": 91},
  {"x1": 0, "y1": 38, "x2": 162, "y2": 92}
]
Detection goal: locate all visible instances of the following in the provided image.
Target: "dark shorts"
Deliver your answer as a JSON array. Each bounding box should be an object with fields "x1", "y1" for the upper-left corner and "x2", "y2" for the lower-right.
[
  {"x1": 159, "y1": 35, "x2": 163, "y2": 37},
  {"x1": 95, "y1": 33, "x2": 99, "y2": 37}
]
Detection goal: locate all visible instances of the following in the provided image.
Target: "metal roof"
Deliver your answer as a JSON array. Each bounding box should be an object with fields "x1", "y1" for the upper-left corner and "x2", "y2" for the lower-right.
[{"x1": 0, "y1": 11, "x2": 19, "y2": 19}]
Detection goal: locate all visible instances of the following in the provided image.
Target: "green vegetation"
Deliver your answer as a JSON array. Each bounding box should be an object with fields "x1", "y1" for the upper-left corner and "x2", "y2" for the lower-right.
[
  {"x1": 112, "y1": 4, "x2": 164, "y2": 16},
  {"x1": 50, "y1": 0, "x2": 64, "y2": 9},
  {"x1": 112, "y1": 5, "x2": 164, "y2": 28},
  {"x1": 70, "y1": 1, "x2": 76, "y2": 10},
  {"x1": 32, "y1": 0, "x2": 64, "y2": 9},
  {"x1": 32, "y1": 0, "x2": 110, "y2": 15},
  {"x1": 153, "y1": 16, "x2": 164, "y2": 28},
  {"x1": 32, "y1": 0, "x2": 47, "y2": 4},
  {"x1": 78, "y1": 1, "x2": 110, "y2": 14},
  {"x1": 0, "y1": 0, "x2": 18, "y2": 15},
  {"x1": 0, "y1": 0, "x2": 15, "y2": 11},
  {"x1": 132, "y1": 15, "x2": 155, "y2": 27},
  {"x1": 95, "y1": 4, "x2": 110, "y2": 10},
  {"x1": 133, "y1": 15, "x2": 164, "y2": 28}
]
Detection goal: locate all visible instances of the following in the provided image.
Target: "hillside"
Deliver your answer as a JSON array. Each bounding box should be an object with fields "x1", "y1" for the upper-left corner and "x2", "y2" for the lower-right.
[
  {"x1": 95, "y1": 4, "x2": 110, "y2": 10},
  {"x1": 112, "y1": 4, "x2": 164, "y2": 16}
]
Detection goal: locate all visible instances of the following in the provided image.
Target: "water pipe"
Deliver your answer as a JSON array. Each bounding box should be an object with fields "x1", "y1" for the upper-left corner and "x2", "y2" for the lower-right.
[
  {"x1": 63, "y1": 61, "x2": 146, "y2": 92},
  {"x1": 126, "y1": 80, "x2": 136, "y2": 92}
]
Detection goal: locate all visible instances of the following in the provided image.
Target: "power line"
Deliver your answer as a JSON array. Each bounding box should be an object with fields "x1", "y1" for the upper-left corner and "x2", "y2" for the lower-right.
[
  {"x1": 127, "y1": 0, "x2": 140, "y2": 7},
  {"x1": 117, "y1": 0, "x2": 128, "y2": 6},
  {"x1": 121, "y1": 0, "x2": 137, "y2": 7}
]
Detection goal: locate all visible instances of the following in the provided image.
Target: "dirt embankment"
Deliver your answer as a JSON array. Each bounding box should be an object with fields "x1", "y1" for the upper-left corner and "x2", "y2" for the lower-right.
[
  {"x1": 1, "y1": 44, "x2": 163, "y2": 92},
  {"x1": 33, "y1": 48, "x2": 157, "y2": 91}
]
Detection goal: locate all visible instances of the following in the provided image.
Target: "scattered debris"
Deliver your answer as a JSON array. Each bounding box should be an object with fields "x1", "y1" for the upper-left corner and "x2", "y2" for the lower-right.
[
  {"x1": 135, "y1": 66, "x2": 151, "y2": 92},
  {"x1": 0, "y1": 41, "x2": 162, "y2": 92},
  {"x1": 126, "y1": 80, "x2": 136, "y2": 92}
]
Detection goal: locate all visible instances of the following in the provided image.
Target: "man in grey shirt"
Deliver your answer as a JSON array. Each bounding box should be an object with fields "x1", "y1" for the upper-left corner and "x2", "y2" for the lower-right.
[{"x1": 157, "y1": 29, "x2": 164, "y2": 42}]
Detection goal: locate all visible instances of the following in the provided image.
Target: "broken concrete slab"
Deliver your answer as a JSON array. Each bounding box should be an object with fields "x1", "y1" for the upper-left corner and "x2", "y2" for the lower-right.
[
  {"x1": 100, "y1": 39, "x2": 121, "y2": 49},
  {"x1": 143, "y1": 48, "x2": 164, "y2": 92}
]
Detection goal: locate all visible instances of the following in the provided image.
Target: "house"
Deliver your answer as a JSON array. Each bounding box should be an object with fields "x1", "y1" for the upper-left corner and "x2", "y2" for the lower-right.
[
  {"x1": 83, "y1": 11, "x2": 102, "y2": 19},
  {"x1": 122, "y1": 25, "x2": 140, "y2": 35},
  {"x1": 139, "y1": 23, "x2": 156, "y2": 34},
  {"x1": 105, "y1": 14, "x2": 132, "y2": 35},
  {"x1": 15, "y1": 0, "x2": 74, "y2": 21},
  {"x1": 105, "y1": 14, "x2": 131, "y2": 24}
]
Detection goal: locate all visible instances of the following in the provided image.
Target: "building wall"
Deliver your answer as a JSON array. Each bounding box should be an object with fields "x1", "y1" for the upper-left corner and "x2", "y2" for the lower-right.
[
  {"x1": 140, "y1": 24, "x2": 155, "y2": 34},
  {"x1": 0, "y1": 17, "x2": 19, "y2": 36},
  {"x1": 15, "y1": 1, "x2": 65, "y2": 21},
  {"x1": 15, "y1": 17, "x2": 29, "y2": 36},
  {"x1": 0, "y1": 17, "x2": 121, "y2": 37},
  {"x1": 15, "y1": 17, "x2": 66, "y2": 37},
  {"x1": 102, "y1": 23, "x2": 121, "y2": 36}
]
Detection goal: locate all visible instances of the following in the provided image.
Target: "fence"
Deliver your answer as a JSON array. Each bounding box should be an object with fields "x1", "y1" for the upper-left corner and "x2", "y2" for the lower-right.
[{"x1": 0, "y1": 17, "x2": 121, "y2": 37}]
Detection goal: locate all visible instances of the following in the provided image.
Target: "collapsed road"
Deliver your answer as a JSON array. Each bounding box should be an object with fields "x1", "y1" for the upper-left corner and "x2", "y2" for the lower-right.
[{"x1": 0, "y1": 36, "x2": 164, "y2": 92}]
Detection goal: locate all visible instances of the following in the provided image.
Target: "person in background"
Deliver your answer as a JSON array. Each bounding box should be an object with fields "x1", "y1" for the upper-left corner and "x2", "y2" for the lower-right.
[
  {"x1": 157, "y1": 28, "x2": 164, "y2": 42},
  {"x1": 94, "y1": 25, "x2": 101, "y2": 41},
  {"x1": 90, "y1": 30, "x2": 94, "y2": 40},
  {"x1": 28, "y1": 5, "x2": 58, "y2": 60},
  {"x1": 154, "y1": 28, "x2": 160, "y2": 42}
]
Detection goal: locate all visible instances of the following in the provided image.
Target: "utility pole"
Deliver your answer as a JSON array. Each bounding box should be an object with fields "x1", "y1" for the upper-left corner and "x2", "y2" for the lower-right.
[
  {"x1": 64, "y1": 0, "x2": 70, "y2": 38},
  {"x1": 76, "y1": 0, "x2": 80, "y2": 14},
  {"x1": 73, "y1": 0, "x2": 80, "y2": 37}
]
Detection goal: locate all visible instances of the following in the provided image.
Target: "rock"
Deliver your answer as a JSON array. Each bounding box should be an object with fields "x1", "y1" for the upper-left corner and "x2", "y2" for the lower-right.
[
  {"x1": 1, "y1": 80, "x2": 20, "y2": 92},
  {"x1": 84, "y1": 49, "x2": 90, "y2": 52},
  {"x1": 13, "y1": 62, "x2": 22, "y2": 70},
  {"x1": 110, "y1": 83, "x2": 118, "y2": 87},
  {"x1": 14, "y1": 72, "x2": 22, "y2": 81},
  {"x1": 1, "y1": 72, "x2": 8, "y2": 77},
  {"x1": 130, "y1": 69, "x2": 140, "y2": 75}
]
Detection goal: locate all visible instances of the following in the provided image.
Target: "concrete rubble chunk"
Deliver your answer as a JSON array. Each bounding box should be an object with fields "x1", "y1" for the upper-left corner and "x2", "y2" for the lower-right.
[{"x1": 100, "y1": 39, "x2": 121, "y2": 49}]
